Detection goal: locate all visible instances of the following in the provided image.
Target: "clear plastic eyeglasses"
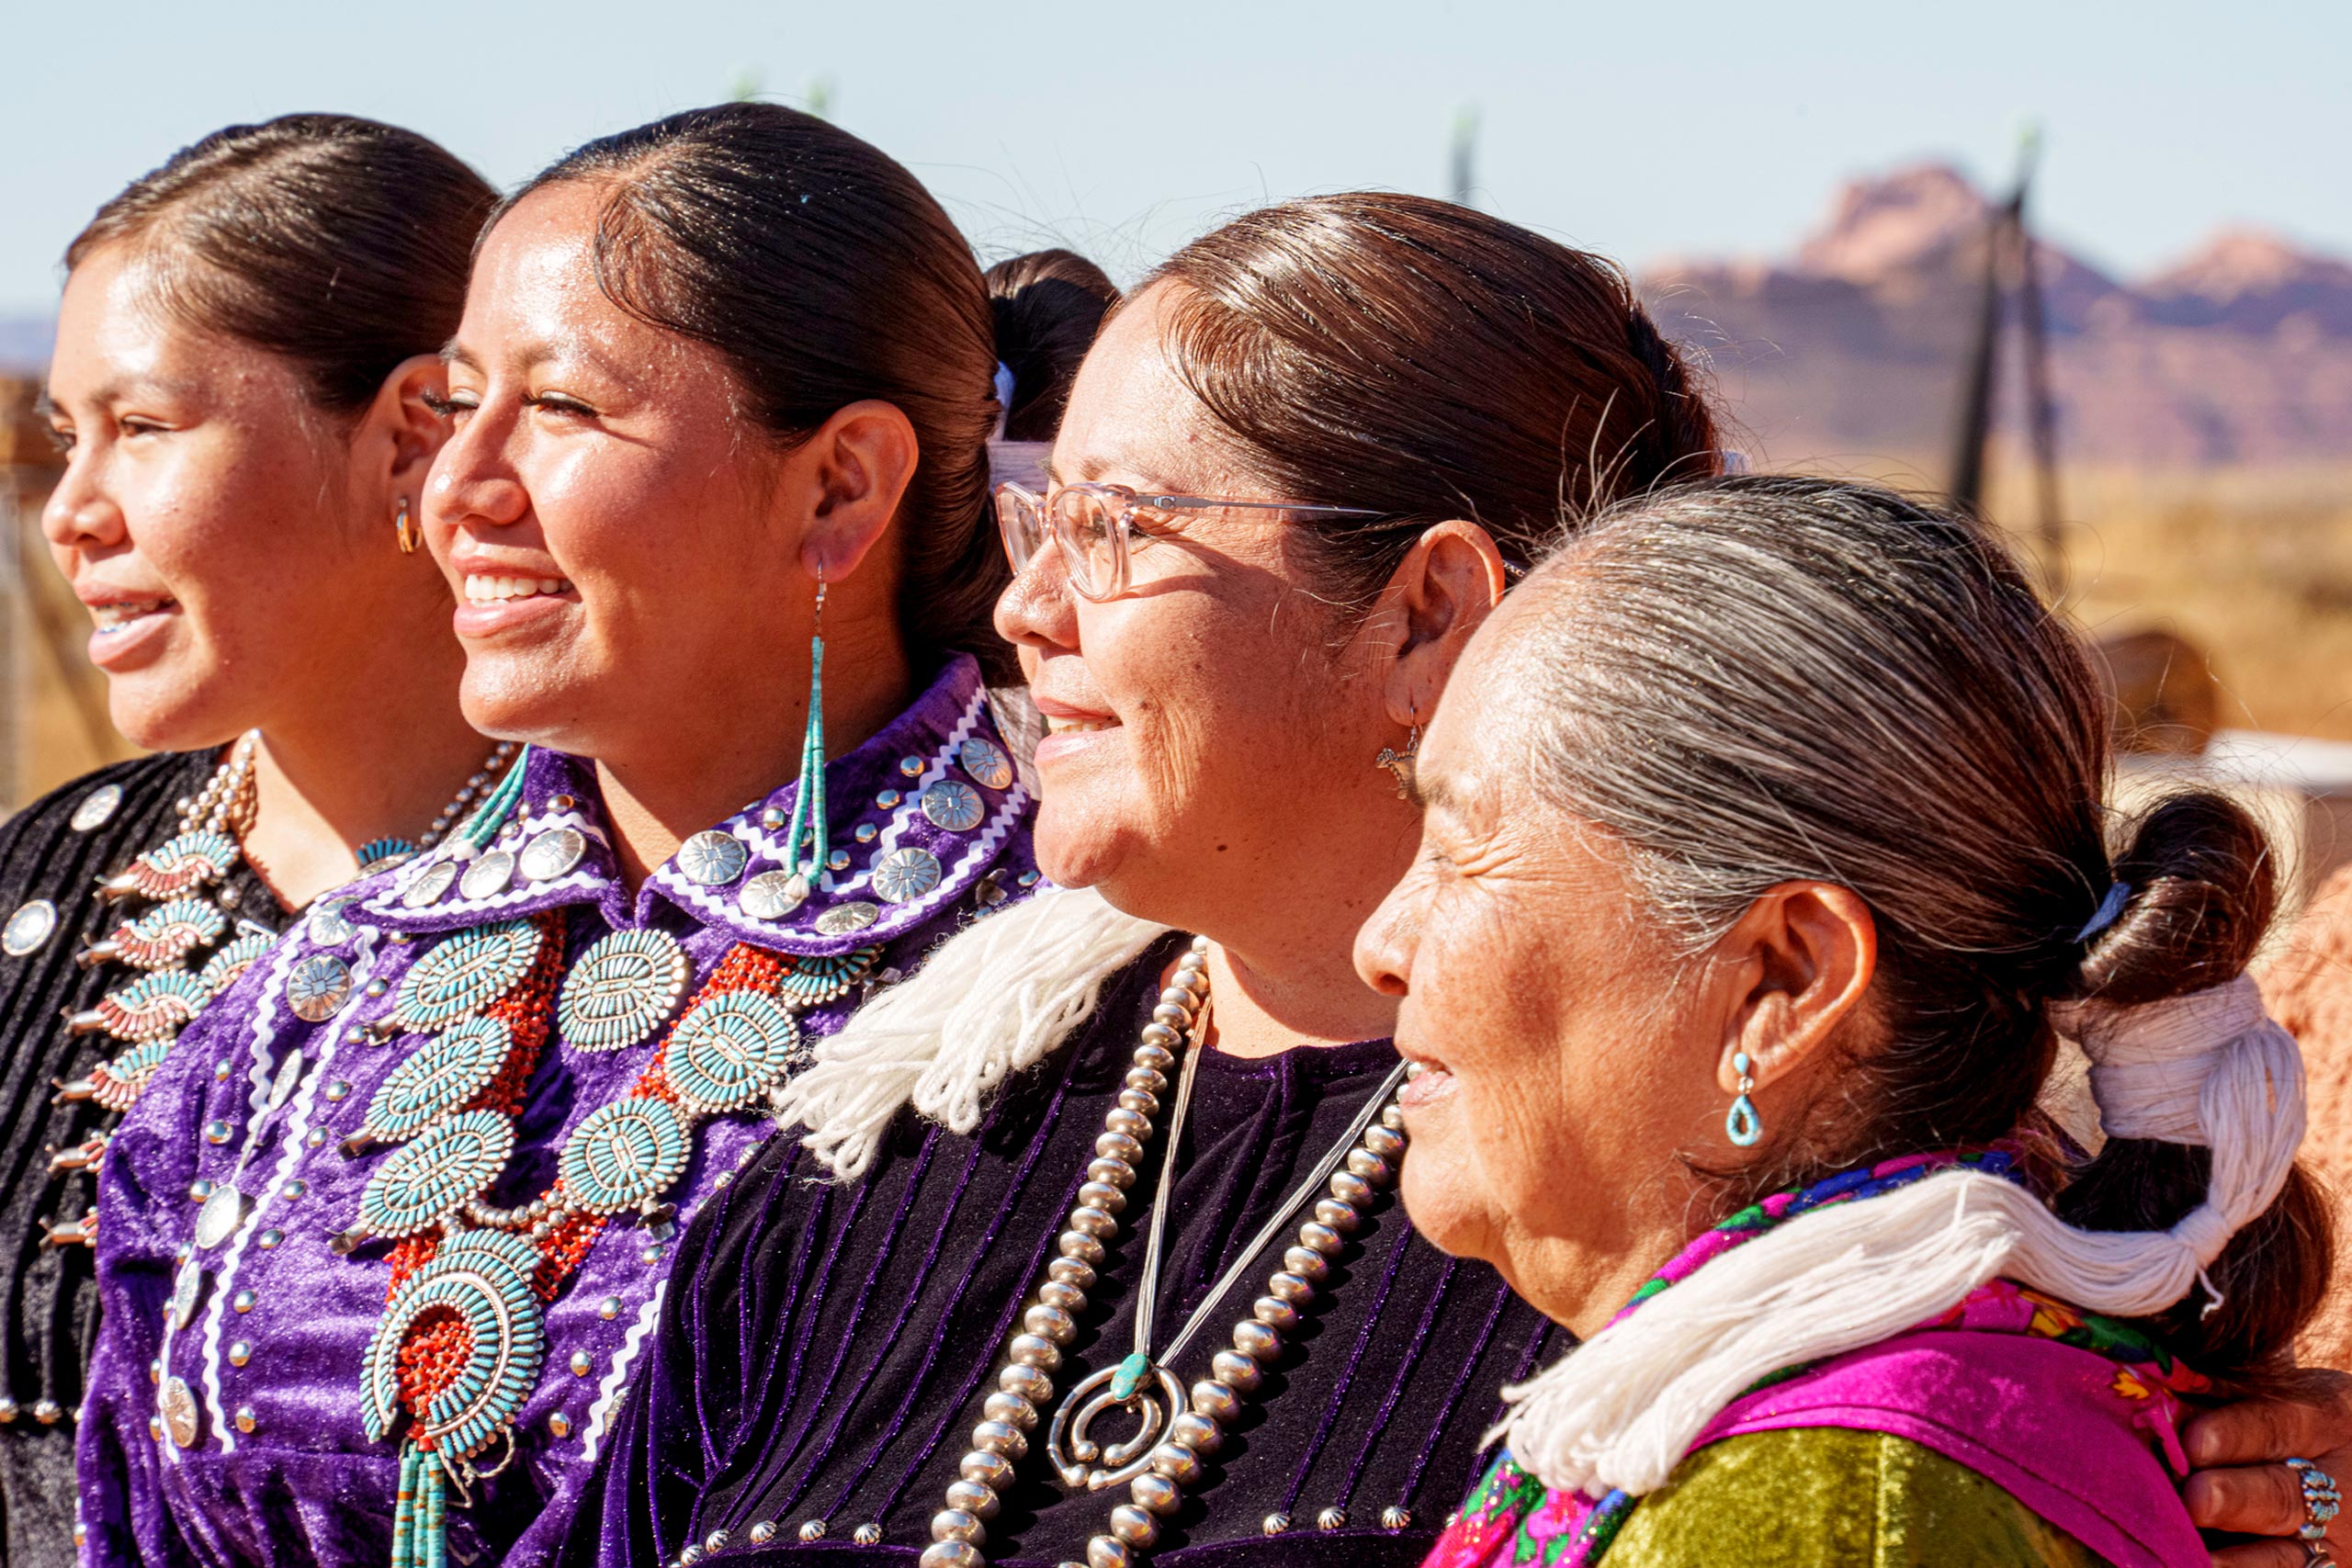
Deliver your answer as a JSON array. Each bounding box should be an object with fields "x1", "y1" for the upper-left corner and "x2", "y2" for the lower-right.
[{"x1": 993, "y1": 479, "x2": 1385, "y2": 603}]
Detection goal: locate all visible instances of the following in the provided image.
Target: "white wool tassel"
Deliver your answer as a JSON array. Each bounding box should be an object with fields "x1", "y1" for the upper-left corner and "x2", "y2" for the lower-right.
[
  {"x1": 777, "y1": 886, "x2": 1170, "y2": 1180},
  {"x1": 1499, "y1": 975, "x2": 2305, "y2": 1501}
]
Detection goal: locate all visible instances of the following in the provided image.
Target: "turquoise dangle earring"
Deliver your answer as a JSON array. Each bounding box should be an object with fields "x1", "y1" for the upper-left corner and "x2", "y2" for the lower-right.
[
  {"x1": 780, "y1": 572, "x2": 831, "y2": 902},
  {"x1": 1725, "y1": 1051, "x2": 1762, "y2": 1147}
]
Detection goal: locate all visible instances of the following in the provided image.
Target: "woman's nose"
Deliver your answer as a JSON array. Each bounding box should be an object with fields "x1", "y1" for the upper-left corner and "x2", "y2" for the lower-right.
[
  {"x1": 41, "y1": 455, "x2": 125, "y2": 551},
  {"x1": 1354, "y1": 882, "x2": 1420, "y2": 998},
  {"x1": 425, "y1": 425, "x2": 529, "y2": 532},
  {"x1": 993, "y1": 542, "x2": 1080, "y2": 651}
]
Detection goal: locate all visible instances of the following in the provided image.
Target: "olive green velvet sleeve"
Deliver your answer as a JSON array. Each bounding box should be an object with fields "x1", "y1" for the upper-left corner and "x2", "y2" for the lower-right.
[{"x1": 1604, "y1": 1427, "x2": 2117, "y2": 1567}]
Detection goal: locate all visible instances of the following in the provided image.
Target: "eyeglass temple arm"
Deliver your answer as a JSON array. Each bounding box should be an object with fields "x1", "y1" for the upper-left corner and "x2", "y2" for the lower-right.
[{"x1": 1137, "y1": 494, "x2": 1388, "y2": 519}]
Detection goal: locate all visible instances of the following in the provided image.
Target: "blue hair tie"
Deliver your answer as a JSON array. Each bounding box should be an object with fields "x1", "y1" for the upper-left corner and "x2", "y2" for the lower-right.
[{"x1": 2074, "y1": 881, "x2": 2132, "y2": 944}]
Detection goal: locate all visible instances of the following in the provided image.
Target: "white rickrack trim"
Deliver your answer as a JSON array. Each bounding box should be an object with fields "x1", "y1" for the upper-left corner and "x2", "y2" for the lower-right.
[
  {"x1": 578, "y1": 1278, "x2": 665, "y2": 1465},
  {"x1": 193, "y1": 918, "x2": 379, "y2": 1455},
  {"x1": 354, "y1": 809, "x2": 608, "y2": 925},
  {"x1": 647, "y1": 689, "x2": 1020, "y2": 941},
  {"x1": 828, "y1": 691, "x2": 988, "y2": 899}
]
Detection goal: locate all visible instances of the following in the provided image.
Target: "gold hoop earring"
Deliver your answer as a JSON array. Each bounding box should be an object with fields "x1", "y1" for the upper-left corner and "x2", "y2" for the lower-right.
[
  {"x1": 394, "y1": 497, "x2": 422, "y2": 555},
  {"x1": 1374, "y1": 723, "x2": 1420, "y2": 800}
]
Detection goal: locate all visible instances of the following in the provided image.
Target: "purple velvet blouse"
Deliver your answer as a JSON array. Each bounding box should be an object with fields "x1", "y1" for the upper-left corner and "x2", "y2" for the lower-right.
[{"x1": 78, "y1": 656, "x2": 1036, "y2": 1568}]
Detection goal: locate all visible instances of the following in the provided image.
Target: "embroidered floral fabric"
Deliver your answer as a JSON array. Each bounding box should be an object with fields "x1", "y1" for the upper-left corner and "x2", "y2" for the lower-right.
[{"x1": 1421, "y1": 1151, "x2": 2209, "y2": 1568}]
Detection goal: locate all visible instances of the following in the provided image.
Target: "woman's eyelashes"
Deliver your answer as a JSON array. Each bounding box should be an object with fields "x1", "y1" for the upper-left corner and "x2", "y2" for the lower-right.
[{"x1": 420, "y1": 389, "x2": 596, "y2": 423}]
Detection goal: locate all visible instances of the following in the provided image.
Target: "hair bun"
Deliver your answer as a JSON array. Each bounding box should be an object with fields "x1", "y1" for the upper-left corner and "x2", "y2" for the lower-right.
[
  {"x1": 2075, "y1": 791, "x2": 2276, "y2": 1008},
  {"x1": 985, "y1": 250, "x2": 1119, "y2": 443}
]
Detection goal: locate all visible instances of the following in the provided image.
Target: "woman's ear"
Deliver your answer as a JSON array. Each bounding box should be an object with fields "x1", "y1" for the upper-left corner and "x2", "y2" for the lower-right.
[
  {"x1": 1371, "y1": 520, "x2": 1511, "y2": 728},
  {"x1": 1711, "y1": 881, "x2": 1878, "y2": 1096},
  {"x1": 795, "y1": 399, "x2": 921, "y2": 581},
  {"x1": 367, "y1": 354, "x2": 456, "y2": 494}
]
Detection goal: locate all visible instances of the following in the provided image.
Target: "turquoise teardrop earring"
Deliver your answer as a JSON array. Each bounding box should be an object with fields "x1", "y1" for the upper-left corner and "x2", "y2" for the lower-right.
[
  {"x1": 780, "y1": 574, "x2": 831, "y2": 902},
  {"x1": 1725, "y1": 1050, "x2": 1762, "y2": 1147}
]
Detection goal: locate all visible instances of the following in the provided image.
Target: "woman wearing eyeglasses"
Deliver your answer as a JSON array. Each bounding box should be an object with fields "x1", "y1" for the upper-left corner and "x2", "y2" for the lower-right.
[
  {"x1": 78, "y1": 106, "x2": 1109, "y2": 1568},
  {"x1": 568, "y1": 193, "x2": 1707, "y2": 1568},
  {"x1": 575, "y1": 194, "x2": 2352, "y2": 1568}
]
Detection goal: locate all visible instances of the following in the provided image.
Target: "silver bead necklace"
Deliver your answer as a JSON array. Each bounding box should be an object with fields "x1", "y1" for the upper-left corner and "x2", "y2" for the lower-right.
[{"x1": 915, "y1": 935, "x2": 1411, "y2": 1568}]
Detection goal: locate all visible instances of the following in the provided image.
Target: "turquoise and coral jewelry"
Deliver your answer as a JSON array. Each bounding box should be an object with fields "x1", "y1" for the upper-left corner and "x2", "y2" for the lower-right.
[
  {"x1": 55, "y1": 735, "x2": 517, "y2": 1121},
  {"x1": 912, "y1": 939, "x2": 1410, "y2": 1568},
  {"x1": 335, "y1": 915, "x2": 878, "y2": 1568}
]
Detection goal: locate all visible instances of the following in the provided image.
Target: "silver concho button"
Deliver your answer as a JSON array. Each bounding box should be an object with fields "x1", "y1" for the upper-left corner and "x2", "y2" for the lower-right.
[
  {"x1": 2, "y1": 900, "x2": 57, "y2": 958},
  {"x1": 266, "y1": 1048, "x2": 306, "y2": 1111},
  {"x1": 813, "y1": 900, "x2": 879, "y2": 936},
  {"x1": 737, "y1": 871, "x2": 808, "y2": 921},
  {"x1": 401, "y1": 860, "x2": 459, "y2": 908},
  {"x1": 458, "y1": 850, "x2": 516, "y2": 902},
  {"x1": 676, "y1": 831, "x2": 749, "y2": 887},
  {"x1": 310, "y1": 902, "x2": 355, "y2": 946},
  {"x1": 958, "y1": 738, "x2": 1014, "y2": 791},
  {"x1": 160, "y1": 1375, "x2": 200, "y2": 1449},
  {"x1": 284, "y1": 954, "x2": 353, "y2": 1023},
  {"x1": 193, "y1": 1186, "x2": 248, "y2": 1251},
  {"x1": 167, "y1": 1259, "x2": 205, "y2": 1332},
  {"x1": 870, "y1": 847, "x2": 942, "y2": 906},
  {"x1": 920, "y1": 780, "x2": 985, "y2": 832},
  {"x1": 518, "y1": 827, "x2": 587, "y2": 884},
  {"x1": 71, "y1": 784, "x2": 124, "y2": 833}
]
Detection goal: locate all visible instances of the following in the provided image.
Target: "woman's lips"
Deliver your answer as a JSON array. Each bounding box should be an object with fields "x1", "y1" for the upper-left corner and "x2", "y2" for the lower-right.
[
  {"x1": 451, "y1": 572, "x2": 575, "y2": 639},
  {"x1": 85, "y1": 598, "x2": 178, "y2": 671},
  {"x1": 1396, "y1": 1056, "x2": 1457, "y2": 1110},
  {"x1": 1033, "y1": 708, "x2": 1121, "y2": 768}
]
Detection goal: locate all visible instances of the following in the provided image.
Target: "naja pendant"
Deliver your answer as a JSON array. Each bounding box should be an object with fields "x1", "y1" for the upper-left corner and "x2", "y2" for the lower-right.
[
  {"x1": 81, "y1": 968, "x2": 211, "y2": 1042},
  {"x1": 88, "y1": 897, "x2": 228, "y2": 971},
  {"x1": 1045, "y1": 1358, "x2": 1186, "y2": 1491},
  {"x1": 102, "y1": 830, "x2": 239, "y2": 902}
]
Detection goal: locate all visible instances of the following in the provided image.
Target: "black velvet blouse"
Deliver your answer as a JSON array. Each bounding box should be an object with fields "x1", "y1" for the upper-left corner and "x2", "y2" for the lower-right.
[
  {"x1": 567, "y1": 936, "x2": 1565, "y2": 1568},
  {"x1": 0, "y1": 753, "x2": 282, "y2": 1567}
]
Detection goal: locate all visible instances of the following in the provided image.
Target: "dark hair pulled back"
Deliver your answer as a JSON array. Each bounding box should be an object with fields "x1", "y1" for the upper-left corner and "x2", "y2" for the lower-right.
[
  {"x1": 987, "y1": 250, "x2": 1118, "y2": 443},
  {"x1": 1518, "y1": 475, "x2": 2328, "y2": 1387},
  {"x1": 66, "y1": 114, "x2": 497, "y2": 416},
  {"x1": 506, "y1": 104, "x2": 1105, "y2": 684},
  {"x1": 1144, "y1": 192, "x2": 1723, "y2": 615}
]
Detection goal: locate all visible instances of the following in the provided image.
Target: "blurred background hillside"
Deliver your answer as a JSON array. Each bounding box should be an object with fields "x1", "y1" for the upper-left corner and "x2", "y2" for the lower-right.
[{"x1": 3, "y1": 0, "x2": 2346, "y2": 828}]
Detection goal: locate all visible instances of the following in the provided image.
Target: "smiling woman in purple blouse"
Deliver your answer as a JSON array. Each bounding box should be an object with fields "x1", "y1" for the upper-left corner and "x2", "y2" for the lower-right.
[{"x1": 77, "y1": 105, "x2": 1109, "y2": 1568}]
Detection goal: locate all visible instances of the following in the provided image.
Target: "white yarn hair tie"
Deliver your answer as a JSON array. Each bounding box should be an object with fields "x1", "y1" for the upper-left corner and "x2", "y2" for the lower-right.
[
  {"x1": 1498, "y1": 974, "x2": 2307, "y2": 1502},
  {"x1": 775, "y1": 886, "x2": 1170, "y2": 1180}
]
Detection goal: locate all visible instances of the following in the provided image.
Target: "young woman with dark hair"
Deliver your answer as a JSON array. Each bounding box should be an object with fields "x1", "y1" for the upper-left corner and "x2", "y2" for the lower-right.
[
  {"x1": 0, "y1": 114, "x2": 503, "y2": 1568},
  {"x1": 579, "y1": 196, "x2": 2351, "y2": 1568},
  {"x1": 78, "y1": 105, "x2": 1110, "y2": 1568}
]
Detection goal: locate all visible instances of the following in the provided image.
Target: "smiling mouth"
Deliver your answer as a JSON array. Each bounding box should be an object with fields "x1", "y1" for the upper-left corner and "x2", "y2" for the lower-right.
[
  {"x1": 1043, "y1": 714, "x2": 1117, "y2": 736},
  {"x1": 89, "y1": 598, "x2": 174, "y2": 633},
  {"x1": 462, "y1": 574, "x2": 571, "y2": 604}
]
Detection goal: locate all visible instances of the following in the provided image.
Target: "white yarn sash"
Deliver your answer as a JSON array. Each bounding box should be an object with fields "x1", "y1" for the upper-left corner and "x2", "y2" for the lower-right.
[
  {"x1": 1498, "y1": 975, "x2": 2307, "y2": 1501},
  {"x1": 776, "y1": 886, "x2": 1171, "y2": 1180}
]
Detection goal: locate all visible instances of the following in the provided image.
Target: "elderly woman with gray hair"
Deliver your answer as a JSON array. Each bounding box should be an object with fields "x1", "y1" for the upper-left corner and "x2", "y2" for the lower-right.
[{"x1": 1359, "y1": 476, "x2": 2340, "y2": 1566}]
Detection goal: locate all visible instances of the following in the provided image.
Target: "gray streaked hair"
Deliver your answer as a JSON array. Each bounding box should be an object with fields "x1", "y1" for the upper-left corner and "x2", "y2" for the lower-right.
[{"x1": 1498, "y1": 474, "x2": 2329, "y2": 1383}]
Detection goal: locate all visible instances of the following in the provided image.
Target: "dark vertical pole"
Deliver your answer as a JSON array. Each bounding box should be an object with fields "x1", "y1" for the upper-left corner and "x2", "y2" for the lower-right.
[
  {"x1": 2014, "y1": 185, "x2": 2067, "y2": 595},
  {"x1": 1949, "y1": 193, "x2": 2017, "y2": 514}
]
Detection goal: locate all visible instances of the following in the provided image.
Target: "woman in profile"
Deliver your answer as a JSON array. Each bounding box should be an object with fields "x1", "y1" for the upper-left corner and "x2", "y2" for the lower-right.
[
  {"x1": 1361, "y1": 477, "x2": 2339, "y2": 1564},
  {"x1": 0, "y1": 116, "x2": 503, "y2": 1566},
  {"x1": 78, "y1": 105, "x2": 1110, "y2": 1568}
]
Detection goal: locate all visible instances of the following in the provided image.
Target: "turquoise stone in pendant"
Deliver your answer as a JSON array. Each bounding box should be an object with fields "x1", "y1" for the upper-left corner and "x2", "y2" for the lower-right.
[{"x1": 1110, "y1": 1353, "x2": 1152, "y2": 1402}]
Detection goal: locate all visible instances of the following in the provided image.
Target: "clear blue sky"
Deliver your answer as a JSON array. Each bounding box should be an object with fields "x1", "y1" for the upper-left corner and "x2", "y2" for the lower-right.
[{"x1": 4, "y1": 0, "x2": 2345, "y2": 318}]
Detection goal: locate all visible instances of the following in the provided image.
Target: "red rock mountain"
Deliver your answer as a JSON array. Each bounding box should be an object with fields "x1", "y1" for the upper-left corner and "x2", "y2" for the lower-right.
[{"x1": 1637, "y1": 164, "x2": 2352, "y2": 468}]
